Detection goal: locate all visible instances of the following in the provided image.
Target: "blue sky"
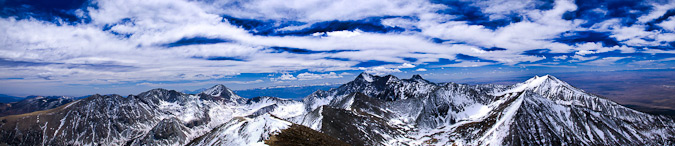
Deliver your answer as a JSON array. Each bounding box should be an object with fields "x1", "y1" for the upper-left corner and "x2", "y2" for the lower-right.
[{"x1": 0, "y1": 0, "x2": 674, "y2": 96}]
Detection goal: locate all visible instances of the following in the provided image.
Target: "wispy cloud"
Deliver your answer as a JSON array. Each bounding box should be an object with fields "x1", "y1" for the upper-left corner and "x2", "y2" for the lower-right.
[
  {"x1": 0, "y1": 0, "x2": 674, "y2": 95},
  {"x1": 580, "y1": 57, "x2": 630, "y2": 66},
  {"x1": 297, "y1": 72, "x2": 344, "y2": 80}
]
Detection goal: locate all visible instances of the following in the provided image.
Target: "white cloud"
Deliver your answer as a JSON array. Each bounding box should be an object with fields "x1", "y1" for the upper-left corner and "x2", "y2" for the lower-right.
[
  {"x1": 360, "y1": 66, "x2": 401, "y2": 75},
  {"x1": 643, "y1": 48, "x2": 675, "y2": 54},
  {"x1": 553, "y1": 55, "x2": 568, "y2": 60},
  {"x1": 136, "y1": 79, "x2": 263, "y2": 87},
  {"x1": 415, "y1": 68, "x2": 427, "y2": 71},
  {"x1": 571, "y1": 55, "x2": 599, "y2": 62},
  {"x1": 296, "y1": 72, "x2": 343, "y2": 80},
  {"x1": 576, "y1": 50, "x2": 596, "y2": 56},
  {"x1": 381, "y1": 17, "x2": 417, "y2": 29},
  {"x1": 610, "y1": 25, "x2": 660, "y2": 46},
  {"x1": 324, "y1": 30, "x2": 363, "y2": 38},
  {"x1": 272, "y1": 73, "x2": 297, "y2": 81},
  {"x1": 418, "y1": 0, "x2": 579, "y2": 53},
  {"x1": 471, "y1": 0, "x2": 540, "y2": 20},
  {"x1": 600, "y1": 14, "x2": 675, "y2": 48},
  {"x1": 637, "y1": 2, "x2": 675, "y2": 23},
  {"x1": 398, "y1": 63, "x2": 416, "y2": 68},
  {"x1": 440, "y1": 61, "x2": 494, "y2": 67},
  {"x1": 658, "y1": 17, "x2": 675, "y2": 31},
  {"x1": 268, "y1": 72, "x2": 346, "y2": 81},
  {"x1": 0, "y1": 0, "x2": 673, "y2": 94},
  {"x1": 339, "y1": 72, "x2": 354, "y2": 76},
  {"x1": 210, "y1": 0, "x2": 443, "y2": 22},
  {"x1": 579, "y1": 57, "x2": 628, "y2": 66},
  {"x1": 573, "y1": 42, "x2": 635, "y2": 54}
]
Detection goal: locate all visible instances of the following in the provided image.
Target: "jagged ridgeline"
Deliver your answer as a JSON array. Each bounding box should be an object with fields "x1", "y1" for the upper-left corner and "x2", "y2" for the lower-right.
[{"x1": 0, "y1": 73, "x2": 673, "y2": 145}]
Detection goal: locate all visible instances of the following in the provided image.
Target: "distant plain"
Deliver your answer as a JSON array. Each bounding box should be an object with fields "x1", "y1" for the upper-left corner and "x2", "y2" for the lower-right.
[{"x1": 461, "y1": 69, "x2": 675, "y2": 111}]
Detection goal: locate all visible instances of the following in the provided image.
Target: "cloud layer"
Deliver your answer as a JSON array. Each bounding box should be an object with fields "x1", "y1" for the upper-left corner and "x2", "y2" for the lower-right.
[{"x1": 0, "y1": 0, "x2": 674, "y2": 95}]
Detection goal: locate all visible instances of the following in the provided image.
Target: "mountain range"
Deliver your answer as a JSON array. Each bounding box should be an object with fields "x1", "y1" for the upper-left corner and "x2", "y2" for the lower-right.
[
  {"x1": 0, "y1": 73, "x2": 673, "y2": 145},
  {"x1": 0, "y1": 96, "x2": 78, "y2": 117},
  {"x1": 0, "y1": 94, "x2": 24, "y2": 104}
]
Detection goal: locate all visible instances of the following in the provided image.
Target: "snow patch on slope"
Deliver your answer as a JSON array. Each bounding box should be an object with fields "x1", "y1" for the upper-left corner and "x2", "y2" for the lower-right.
[
  {"x1": 478, "y1": 93, "x2": 525, "y2": 146},
  {"x1": 189, "y1": 114, "x2": 292, "y2": 146}
]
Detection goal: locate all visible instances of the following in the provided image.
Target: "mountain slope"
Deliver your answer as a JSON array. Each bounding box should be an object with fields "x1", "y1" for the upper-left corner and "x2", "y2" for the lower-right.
[
  {"x1": 296, "y1": 73, "x2": 675, "y2": 145},
  {"x1": 264, "y1": 124, "x2": 349, "y2": 146},
  {"x1": 0, "y1": 73, "x2": 673, "y2": 146},
  {"x1": 186, "y1": 114, "x2": 292, "y2": 146},
  {"x1": 0, "y1": 85, "x2": 244, "y2": 146}
]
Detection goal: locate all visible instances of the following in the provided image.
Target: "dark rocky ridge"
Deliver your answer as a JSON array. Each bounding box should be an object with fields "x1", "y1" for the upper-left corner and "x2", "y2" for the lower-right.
[{"x1": 0, "y1": 73, "x2": 673, "y2": 145}]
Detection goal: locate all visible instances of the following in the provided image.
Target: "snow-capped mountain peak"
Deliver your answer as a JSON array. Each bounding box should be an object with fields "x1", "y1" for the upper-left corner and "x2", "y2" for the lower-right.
[
  {"x1": 200, "y1": 84, "x2": 245, "y2": 104},
  {"x1": 383, "y1": 75, "x2": 400, "y2": 83},
  {"x1": 411, "y1": 74, "x2": 424, "y2": 80},
  {"x1": 406, "y1": 74, "x2": 431, "y2": 84},
  {"x1": 356, "y1": 72, "x2": 375, "y2": 82},
  {"x1": 202, "y1": 84, "x2": 232, "y2": 97},
  {"x1": 498, "y1": 74, "x2": 575, "y2": 96},
  {"x1": 527, "y1": 74, "x2": 568, "y2": 87}
]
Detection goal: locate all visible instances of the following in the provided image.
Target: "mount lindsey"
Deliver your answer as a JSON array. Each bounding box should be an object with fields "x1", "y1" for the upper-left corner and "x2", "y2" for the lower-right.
[{"x1": 0, "y1": 73, "x2": 673, "y2": 145}]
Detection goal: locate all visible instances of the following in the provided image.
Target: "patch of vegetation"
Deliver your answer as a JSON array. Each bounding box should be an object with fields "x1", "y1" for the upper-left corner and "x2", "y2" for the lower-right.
[{"x1": 265, "y1": 124, "x2": 348, "y2": 146}]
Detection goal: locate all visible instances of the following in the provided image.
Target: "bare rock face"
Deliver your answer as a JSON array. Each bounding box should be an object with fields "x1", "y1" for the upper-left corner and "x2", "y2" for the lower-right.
[
  {"x1": 0, "y1": 73, "x2": 673, "y2": 146},
  {"x1": 135, "y1": 118, "x2": 190, "y2": 145}
]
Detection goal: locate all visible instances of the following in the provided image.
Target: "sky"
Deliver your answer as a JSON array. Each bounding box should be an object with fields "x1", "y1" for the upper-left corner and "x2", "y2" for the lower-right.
[{"x1": 0, "y1": 0, "x2": 674, "y2": 96}]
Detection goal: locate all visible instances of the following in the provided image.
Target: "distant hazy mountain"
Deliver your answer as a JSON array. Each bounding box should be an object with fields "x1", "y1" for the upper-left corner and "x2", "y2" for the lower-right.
[
  {"x1": 0, "y1": 96, "x2": 78, "y2": 117},
  {"x1": 0, "y1": 73, "x2": 673, "y2": 145},
  {"x1": 234, "y1": 85, "x2": 337, "y2": 100},
  {"x1": 0, "y1": 94, "x2": 23, "y2": 103}
]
